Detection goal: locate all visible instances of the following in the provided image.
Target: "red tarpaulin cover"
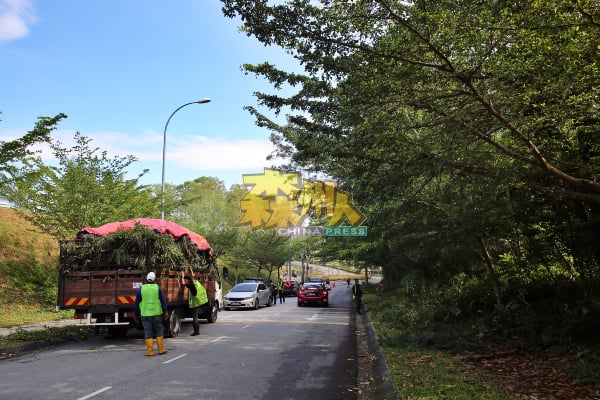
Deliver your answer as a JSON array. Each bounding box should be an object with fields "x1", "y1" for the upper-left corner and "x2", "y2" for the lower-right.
[{"x1": 78, "y1": 218, "x2": 212, "y2": 253}]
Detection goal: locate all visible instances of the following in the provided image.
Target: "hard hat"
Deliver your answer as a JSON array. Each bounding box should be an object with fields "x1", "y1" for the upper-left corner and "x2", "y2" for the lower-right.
[{"x1": 146, "y1": 272, "x2": 156, "y2": 282}]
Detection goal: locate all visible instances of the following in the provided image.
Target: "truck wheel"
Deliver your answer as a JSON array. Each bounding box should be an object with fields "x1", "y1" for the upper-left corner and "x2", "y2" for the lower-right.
[
  {"x1": 165, "y1": 310, "x2": 181, "y2": 338},
  {"x1": 206, "y1": 302, "x2": 219, "y2": 323}
]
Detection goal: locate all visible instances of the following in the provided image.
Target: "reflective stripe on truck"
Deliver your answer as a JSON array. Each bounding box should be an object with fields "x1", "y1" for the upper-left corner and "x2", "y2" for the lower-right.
[
  {"x1": 117, "y1": 296, "x2": 136, "y2": 304},
  {"x1": 64, "y1": 297, "x2": 89, "y2": 306}
]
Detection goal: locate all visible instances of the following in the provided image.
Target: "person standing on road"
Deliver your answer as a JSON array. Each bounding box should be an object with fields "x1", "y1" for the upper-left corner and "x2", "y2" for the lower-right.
[
  {"x1": 278, "y1": 279, "x2": 285, "y2": 304},
  {"x1": 134, "y1": 271, "x2": 169, "y2": 356},
  {"x1": 184, "y1": 275, "x2": 208, "y2": 336},
  {"x1": 352, "y1": 279, "x2": 363, "y2": 314},
  {"x1": 269, "y1": 280, "x2": 277, "y2": 306}
]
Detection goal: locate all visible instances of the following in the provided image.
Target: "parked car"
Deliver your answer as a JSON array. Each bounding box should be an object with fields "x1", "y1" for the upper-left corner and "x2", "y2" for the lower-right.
[
  {"x1": 244, "y1": 277, "x2": 265, "y2": 283},
  {"x1": 224, "y1": 282, "x2": 271, "y2": 310},
  {"x1": 281, "y1": 280, "x2": 298, "y2": 297},
  {"x1": 297, "y1": 282, "x2": 329, "y2": 307}
]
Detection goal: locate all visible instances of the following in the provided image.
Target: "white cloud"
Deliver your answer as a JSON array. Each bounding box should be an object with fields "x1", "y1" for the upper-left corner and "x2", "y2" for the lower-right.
[
  {"x1": 0, "y1": 0, "x2": 37, "y2": 43},
  {"x1": 2, "y1": 127, "x2": 288, "y2": 187},
  {"x1": 80, "y1": 130, "x2": 283, "y2": 171}
]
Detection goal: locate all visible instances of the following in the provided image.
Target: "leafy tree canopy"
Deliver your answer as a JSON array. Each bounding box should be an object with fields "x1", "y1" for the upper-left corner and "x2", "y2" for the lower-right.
[
  {"x1": 3, "y1": 132, "x2": 157, "y2": 238},
  {"x1": 0, "y1": 113, "x2": 67, "y2": 177},
  {"x1": 221, "y1": 0, "x2": 600, "y2": 283}
]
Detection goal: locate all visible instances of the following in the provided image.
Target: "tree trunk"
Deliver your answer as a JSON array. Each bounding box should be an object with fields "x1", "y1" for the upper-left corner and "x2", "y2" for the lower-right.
[{"x1": 478, "y1": 237, "x2": 502, "y2": 307}]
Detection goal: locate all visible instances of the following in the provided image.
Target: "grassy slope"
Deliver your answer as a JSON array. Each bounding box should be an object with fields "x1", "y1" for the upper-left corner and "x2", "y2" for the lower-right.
[
  {"x1": 0, "y1": 207, "x2": 67, "y2": 327},
  {"x1": 0, "y1": 207, "x2": 57, "y2": 263}
]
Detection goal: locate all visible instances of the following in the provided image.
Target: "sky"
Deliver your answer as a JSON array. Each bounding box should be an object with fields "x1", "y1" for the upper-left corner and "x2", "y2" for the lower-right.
[{"x1": 0, "y1": 0, "x2": 294, "y2": 189}]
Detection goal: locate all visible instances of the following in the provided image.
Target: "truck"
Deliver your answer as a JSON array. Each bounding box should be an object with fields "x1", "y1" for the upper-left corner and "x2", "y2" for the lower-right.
[{"x1": 56, "y1": 218, "x2": 223, "y2": 338}]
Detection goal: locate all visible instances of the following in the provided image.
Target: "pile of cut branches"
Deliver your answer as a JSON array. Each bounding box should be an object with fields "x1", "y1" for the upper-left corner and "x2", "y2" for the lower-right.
[{"x1": 58, "y1": 224, "x2": 212, "y2": 273}]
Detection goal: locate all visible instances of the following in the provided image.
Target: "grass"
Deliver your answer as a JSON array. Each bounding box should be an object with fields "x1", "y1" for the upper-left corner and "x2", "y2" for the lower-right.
[
  {"x1": 0, "y1": 325, "x2": 94, "y2": 350},
  {"x1": 361, "y1": 285, "x2": 520, "y2": 399},
  {"x1": 0, "y1": 302, "x2": 72, "y2": 328},
  {"x1": 0, "y1": 207, "x2": 84, "y2": 349},
  {"x1": 381, "y1": 347, "x2": 518, "y2": 399},
  {"x1": 362, "y1": 283, "x2": 600, "y2": 399}
]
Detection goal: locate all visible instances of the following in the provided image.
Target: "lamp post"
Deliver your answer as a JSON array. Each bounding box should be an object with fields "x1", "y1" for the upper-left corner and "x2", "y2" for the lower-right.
[{"x1": 161, "y1": 98, "x2": 211, "y2": 219}]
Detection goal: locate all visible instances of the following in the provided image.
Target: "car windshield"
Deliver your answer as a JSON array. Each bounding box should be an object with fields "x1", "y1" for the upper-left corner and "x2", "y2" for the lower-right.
[
  {"x1": 302, "y1": 283, "x2": 322, "y2": 289},
  {"x1": 231, "y1": 283, "x2": 257, "y2": 292}
]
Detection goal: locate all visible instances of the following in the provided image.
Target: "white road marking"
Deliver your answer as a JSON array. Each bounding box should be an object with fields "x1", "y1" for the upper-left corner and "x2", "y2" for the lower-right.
[
  {"x1": 162, "y1": 353, "x2": 188, "y2": 364},
  {"x1": 305, "y1": 314, "x2": 322, "y2": 321},
  {"x1": 77, "y1": 386, "x2": 112, "y2": 400},
  {"x1": 211, "y1": 336, "x2": 227, "y2": 343}
]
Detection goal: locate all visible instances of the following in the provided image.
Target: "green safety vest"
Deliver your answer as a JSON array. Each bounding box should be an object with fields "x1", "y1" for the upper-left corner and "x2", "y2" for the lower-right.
[
  {"x1": 140, "y1": 284, "x2": 163, "y2": 317},
  {"x1": 189, "y1": 280, "x2": 208, "y2": 308}
]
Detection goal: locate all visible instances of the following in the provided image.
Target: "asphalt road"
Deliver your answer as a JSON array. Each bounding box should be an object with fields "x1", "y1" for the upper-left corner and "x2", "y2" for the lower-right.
[{"x1": 0, "y1": 281, "x2": 364, "y2": 400}]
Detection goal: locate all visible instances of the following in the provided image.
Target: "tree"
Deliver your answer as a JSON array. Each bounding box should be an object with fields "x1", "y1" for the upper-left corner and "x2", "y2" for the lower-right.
[
  {"x1": 242, "y1": 229, "x2": 289, "y2": 280},
  {"x1": 170, "y1": 177, "x2": 246, "y2": 258},
  {"x1": 221, "y1": 0, "x2": 600, "y2": 285},
  {"x1": 0, "y1": 114, "x2": 67, "y2": 184},
  {"x1": 3, "y1": 132, "x2": 157, "y2": 238},
  {"x1": 222, "y1": 0, "x2": 600, "y2": 201}
]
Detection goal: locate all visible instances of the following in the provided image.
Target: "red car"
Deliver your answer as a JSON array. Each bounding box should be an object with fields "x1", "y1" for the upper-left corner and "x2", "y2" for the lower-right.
[{"x1": 297, "y1": 282, "x2": 328, "y2": 307}]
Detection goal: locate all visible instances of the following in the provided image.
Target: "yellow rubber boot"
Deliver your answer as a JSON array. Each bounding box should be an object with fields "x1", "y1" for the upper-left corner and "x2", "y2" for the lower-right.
[
  {"x1": 144, "y1": 338, "x2": 154, "y2": 356},
  {"x1": 157, "y1": 336, "x2": 168, "y2": 355}
]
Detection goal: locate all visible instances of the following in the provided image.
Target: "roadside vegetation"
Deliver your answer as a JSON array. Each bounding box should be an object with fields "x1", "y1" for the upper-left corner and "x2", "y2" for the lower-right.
[{"x1": 362, "y1": 283, "x2": 600, "y2": 399}]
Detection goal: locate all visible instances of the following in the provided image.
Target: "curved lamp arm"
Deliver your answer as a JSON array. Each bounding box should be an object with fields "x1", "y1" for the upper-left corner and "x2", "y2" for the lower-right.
[{"x1": 161, "y1": 98, "x2": 211, "y2": 219}]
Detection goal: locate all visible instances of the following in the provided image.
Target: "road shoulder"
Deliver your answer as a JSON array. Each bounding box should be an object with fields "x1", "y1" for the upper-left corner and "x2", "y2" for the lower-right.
[{"x1": 356, "y1": 309, "x2": 398, "y2": 400}]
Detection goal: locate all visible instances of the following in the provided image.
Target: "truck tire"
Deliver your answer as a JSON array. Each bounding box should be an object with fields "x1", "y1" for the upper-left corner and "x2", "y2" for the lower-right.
[
  {"x1": 206, "y1": 301, "x2": 219, "y2": 323},
  {"x1": 165, "y1": 309, "x2": 181, "y2": 338}
]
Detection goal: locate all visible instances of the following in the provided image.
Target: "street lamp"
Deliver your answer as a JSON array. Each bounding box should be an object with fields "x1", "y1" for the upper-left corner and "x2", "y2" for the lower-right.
[{"x1": 161, "y1": 98, "x2": 211, "y2": 219}]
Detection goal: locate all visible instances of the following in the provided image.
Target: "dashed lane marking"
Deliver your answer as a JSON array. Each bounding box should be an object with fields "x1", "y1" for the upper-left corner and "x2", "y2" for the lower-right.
[{"x1": 162, "y1": 353, "x2": 188, "y2": 364}]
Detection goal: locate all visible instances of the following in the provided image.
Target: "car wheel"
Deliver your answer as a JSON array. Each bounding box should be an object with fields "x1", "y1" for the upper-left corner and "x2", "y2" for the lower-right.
[
  {"x1": 224, "y1": 307, "x2": 230, "y2": 311},
  {"x1": 297, "y1": 302, "x2": 302, "y2": 307},
  {"x1": 254, "y1": 299, "x2": 260, "y2": 310}
]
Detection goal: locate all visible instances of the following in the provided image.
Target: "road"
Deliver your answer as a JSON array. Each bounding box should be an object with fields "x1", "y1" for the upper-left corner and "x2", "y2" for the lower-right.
[
  {"x1": 290, "y1": 261, "x2": 380, "y2": 285},
  {"x1": 0, "y1": 281, "x2": 359, "y2": 400}
]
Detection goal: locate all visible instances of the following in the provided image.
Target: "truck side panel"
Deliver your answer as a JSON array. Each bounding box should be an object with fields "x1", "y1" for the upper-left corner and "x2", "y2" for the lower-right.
[
  {"x1": 60, "y1": 270, "x2": 142, "y2": 309},
  {"x1": 60, "y1": 270, "x2": 216, "y2": 310}
]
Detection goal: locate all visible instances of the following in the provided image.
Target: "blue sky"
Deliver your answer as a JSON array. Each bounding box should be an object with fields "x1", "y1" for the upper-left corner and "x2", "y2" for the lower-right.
[{"x1": 0, "y1": 0, "x2": 293, "y2": 189}]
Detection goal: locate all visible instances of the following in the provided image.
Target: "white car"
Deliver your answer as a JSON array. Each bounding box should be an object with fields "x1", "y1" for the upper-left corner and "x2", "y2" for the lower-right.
[{"x1": 223, "y1": 282, "x2": 272, "y2": 310}]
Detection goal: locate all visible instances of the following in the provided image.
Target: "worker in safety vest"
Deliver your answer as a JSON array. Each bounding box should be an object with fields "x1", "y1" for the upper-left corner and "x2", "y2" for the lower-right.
[
  {"x1": 184, "y1": 275, "x2": 208, "y2": 336},
  {"x1": 278, "y1": 279, "x2": 285, "y2": 304},
  {"x1": 134, "y1": 271, "x2": 169, "y2": 356}
]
